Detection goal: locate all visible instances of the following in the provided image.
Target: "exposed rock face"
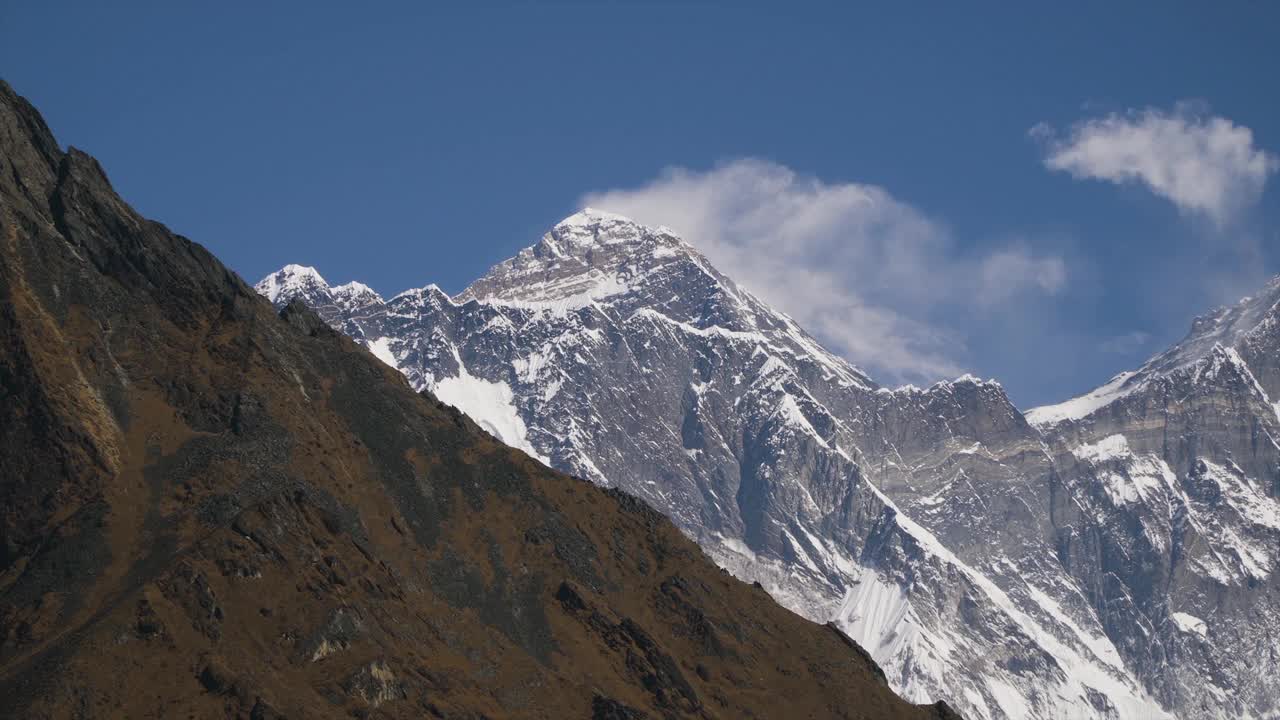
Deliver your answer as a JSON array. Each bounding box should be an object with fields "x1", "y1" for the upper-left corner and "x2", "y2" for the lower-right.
[
  {"x1": 1027, "y1": 283, "x2": 1280, "y2": 719},
  {"x1": 0, "y1": 80, "x2": 952, "y2": 720},
  {"x1": 262, "y1": 208, "x2": 1280, "y2": 718}
]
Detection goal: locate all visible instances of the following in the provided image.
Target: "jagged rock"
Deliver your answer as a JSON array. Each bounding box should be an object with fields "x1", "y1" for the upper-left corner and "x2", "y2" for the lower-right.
[
  {"x1": 592, "y1": 694, "x2": 649, "y2": 720},
  {"x1": 342, "y1": 660, "x2": 407, "y2": 706},
  {"x1": 299, "y1": 607, "x2": 364, "y2": 663}
]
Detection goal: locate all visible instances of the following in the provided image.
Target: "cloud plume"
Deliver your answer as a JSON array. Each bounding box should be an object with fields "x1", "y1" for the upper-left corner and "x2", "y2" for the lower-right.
[{"x1": 582, "y1": 159, "x2": 1067, "y2": 384}]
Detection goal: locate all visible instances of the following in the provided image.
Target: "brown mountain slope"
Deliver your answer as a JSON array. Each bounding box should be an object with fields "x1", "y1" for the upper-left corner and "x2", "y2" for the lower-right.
[{"x1": 0, "y1": 81, "x2": 958, "y2": 719}]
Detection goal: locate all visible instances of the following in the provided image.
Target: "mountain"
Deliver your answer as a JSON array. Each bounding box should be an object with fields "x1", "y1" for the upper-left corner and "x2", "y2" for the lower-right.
[
  {"x1": 0, "y1": 80, "x2": 959, "y2": 719},
  {"x1": 1025, "y1": 280, "x2": 1280, "y2": 716},
  {"x1": 262, "y1": 210, "x2": 1280, "y2": 719}
]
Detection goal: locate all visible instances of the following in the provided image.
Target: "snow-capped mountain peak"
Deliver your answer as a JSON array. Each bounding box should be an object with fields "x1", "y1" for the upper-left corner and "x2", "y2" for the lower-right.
[
  {"x1": 390, "y1": 283, "x2": 452, "y2": 305},
  {"x1": 554, "y1": 205, "x2": 645, "y2": 231},
  {"x1": 456, "y1": 208, "x2": 707, "y2": 310},
  {"x1": 256, "y1": 263, "x2": 329, "y2": 303},
  {"x1": 331, "y1": 280, "x2": 382, "y2": 303},
  {"x1": 1144, "y1": 275, "x2": 1280, "y2": 377},
  {"x1": 1027, "y1": 274, "x2": 1280, "y2": 427},
  {"x1": 448, "y1": 210, "x2": 874, "y2": 393},
  {"x1": 545, "y1": 207, "x2": 686, "y2": 254}
]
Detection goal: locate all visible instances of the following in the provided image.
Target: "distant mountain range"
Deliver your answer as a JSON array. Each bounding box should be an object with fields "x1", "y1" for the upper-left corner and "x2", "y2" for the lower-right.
[{"x1": 262, "y1": 209, "x2": 1280, "y2": 719}]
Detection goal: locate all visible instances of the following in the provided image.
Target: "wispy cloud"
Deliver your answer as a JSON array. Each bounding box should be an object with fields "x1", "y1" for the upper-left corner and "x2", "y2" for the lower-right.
[
  {"x1": 977, "y1": 246, "x2": 1067, "y2": 307},
  {"x1": 581, "y1": 159, "x2": 1067, "y2": 384},
  {"x1": 1098, "y1": 331, "x2": 1151, "y2": 355},
  {"x1": 1033, "y1": 104, "x2": 1278, "y2": 224}
]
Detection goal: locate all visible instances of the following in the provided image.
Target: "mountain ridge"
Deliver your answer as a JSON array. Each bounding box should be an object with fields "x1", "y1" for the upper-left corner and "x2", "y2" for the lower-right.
[
  {"x1": 261, "y1": 208, "x2": 1280, "y2": 719},
  {"x1": 1028, "y1": 277, "x2": 1280, "y2": 427}
]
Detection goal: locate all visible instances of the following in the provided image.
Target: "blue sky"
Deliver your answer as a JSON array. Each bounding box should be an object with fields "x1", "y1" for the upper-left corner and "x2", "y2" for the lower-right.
[{"x1": 3, "y1": 2, "x2": 1277, "y2": 407}]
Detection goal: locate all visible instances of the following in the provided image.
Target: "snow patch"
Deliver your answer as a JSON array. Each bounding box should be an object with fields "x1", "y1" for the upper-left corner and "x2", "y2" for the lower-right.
[
  {"x1": 480, "y1": 272, "x2": 630, "y2": 314},
  {"x1": 1026, "y1": 371, "x2": 1142, "y2": 426},
  {"x1": 1171, "y1": 612, "x2": 1208, "y2": 638},
  {"x1": 431, "y1": 350, "x2": 548, "y2": 464},
  {"x1": 1024, "y1": 371, "x2": 1146, "y2": 422},
  {"x1": 1199, "y1": 460, "x2": 1280, "y2": 532},
  {"x1": 773, "y1": 394, "x2": 829, "y2": 449},
  {"x1": 1072, "y1": 434, "x2": 1131, "y2": 463},
  {"x1": 555, "y1": 207, "x2": 635, "y2": 229},
  {"x1": 366, "y1": 337, "x2": 399, "y2": 370},
  {"x1": 836, "y1": 572, "x2": 914, "y2": 663}
]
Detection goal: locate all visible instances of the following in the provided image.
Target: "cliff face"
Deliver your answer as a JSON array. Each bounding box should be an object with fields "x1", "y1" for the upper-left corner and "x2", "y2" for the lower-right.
[
  {"x1": 0, "y1": 81, "x2": 954, "y2": 720},
  {"x1": 1028, "y1": 293, "x2": 1280, "y2": 718}
]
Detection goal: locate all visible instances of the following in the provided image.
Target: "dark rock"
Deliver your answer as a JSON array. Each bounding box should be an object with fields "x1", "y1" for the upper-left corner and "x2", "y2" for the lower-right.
[{"x1": 591, "y1": 694, "x2": 649, "y2": 720}]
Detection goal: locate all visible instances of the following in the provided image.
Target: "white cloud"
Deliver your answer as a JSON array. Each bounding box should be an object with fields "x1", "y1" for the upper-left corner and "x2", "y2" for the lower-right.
[
  {"x1": 1098, "y1": 331, "x2": 1151, "y2": 355},
  {"x1": 978, "y1": 247, "x2": 1067, "y2": 306},
  {"x1": 581, "y1": 159, "x2": 1067, "y2": 384},
  {"x1": 1034, "y1": 104, "x2": 1278, "y2": 224}
]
